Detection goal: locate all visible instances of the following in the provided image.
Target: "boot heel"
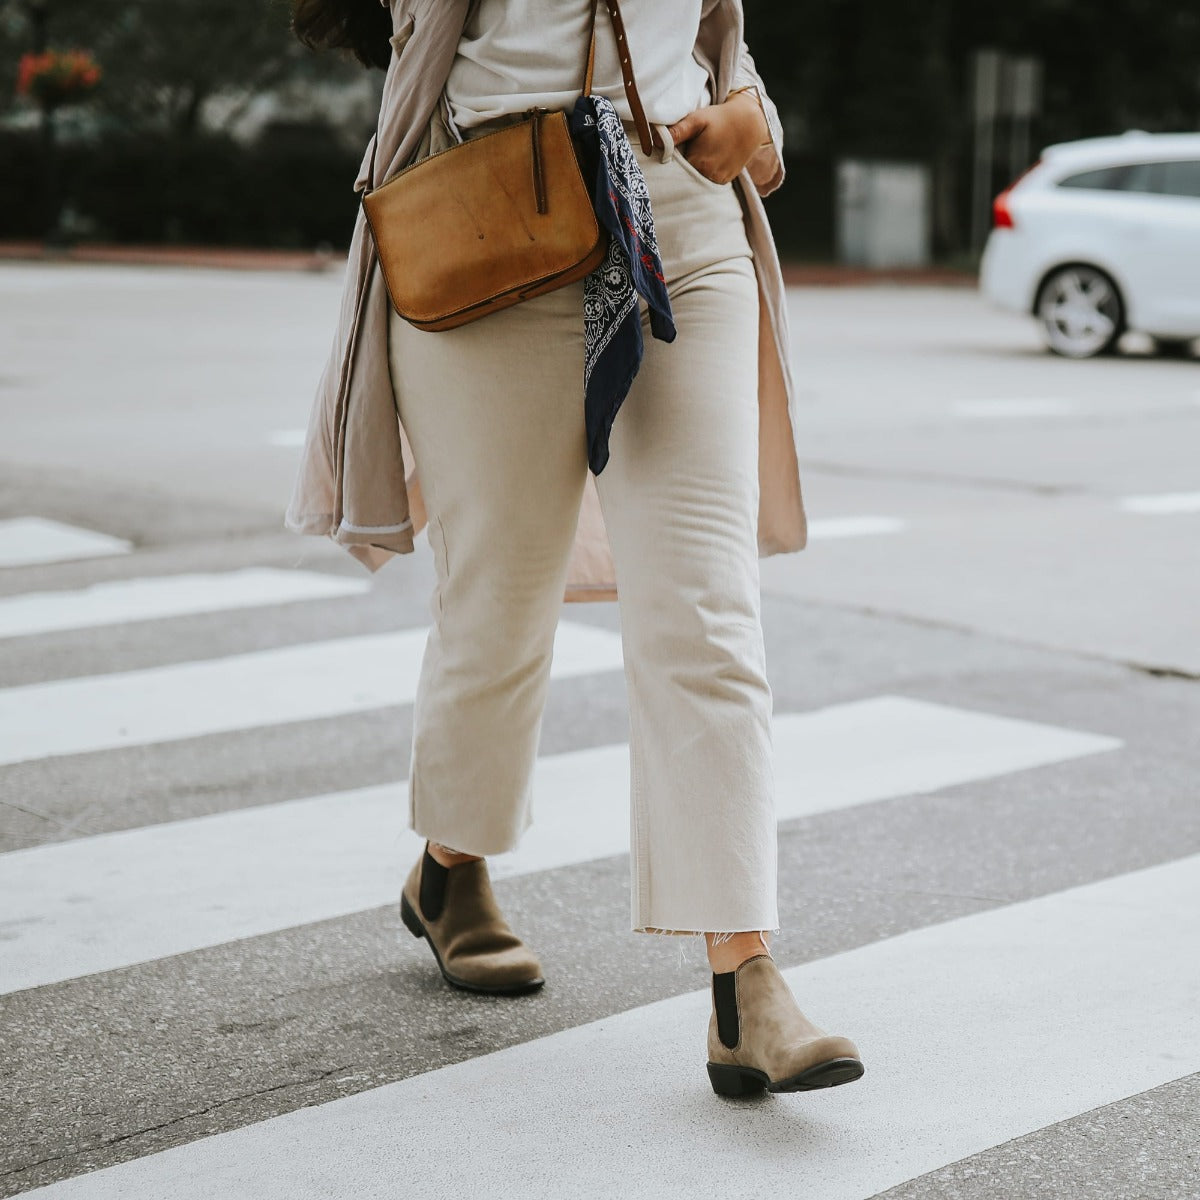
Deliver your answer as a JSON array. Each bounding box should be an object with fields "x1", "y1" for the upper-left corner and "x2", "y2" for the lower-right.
[
  {"x1": 400, "y1": 893, "x2": 425, "y2": 941},
  {"x1": 707, "y1": 1062, "x2": 765, "y2": 1097}
]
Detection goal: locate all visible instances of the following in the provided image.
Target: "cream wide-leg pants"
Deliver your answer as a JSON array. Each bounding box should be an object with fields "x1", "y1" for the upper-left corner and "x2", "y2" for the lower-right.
[{"x1": 387, "y1": 134, "x2": 778, "y2": 937}]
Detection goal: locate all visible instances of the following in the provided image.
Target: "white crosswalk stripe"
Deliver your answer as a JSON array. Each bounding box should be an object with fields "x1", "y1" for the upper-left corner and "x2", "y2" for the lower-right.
[
  {"x1": 807, "y1": 516, "x2": 907, "y2": 538},
  {"x1": 0, "y1": 568, "x2": 369, "y2": 639},
  {"x1": 0, "y1": 621, "x2": 624, "y2": 767},
  {"x1": 18, "y1": 853, "x2": 1200, "y2": 1200},
  {"x1": 1117, "y1": 490, "x2": 1200, "y2": 515},
  {"x1": 0, "y1": 545, "x2": 1181, "y2": 1200},
  {"x1": 0, "y1": 695, "x2": 1117, "y2": 994},
  {"x1": 0, "y1": 517, "x2": 132, "y2": 568}
]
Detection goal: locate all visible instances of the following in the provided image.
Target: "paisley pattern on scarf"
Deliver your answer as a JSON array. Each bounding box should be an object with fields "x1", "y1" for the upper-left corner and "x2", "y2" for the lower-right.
[
  {"x1": 570, "y1": 95, "x2": 676, "y2": 475},
  {"x1": 583, "y1": 241, "x2": 639, "y2": 377},
  {"x1": 590, "y1": 97, "x2": 663, "y2": 269}
]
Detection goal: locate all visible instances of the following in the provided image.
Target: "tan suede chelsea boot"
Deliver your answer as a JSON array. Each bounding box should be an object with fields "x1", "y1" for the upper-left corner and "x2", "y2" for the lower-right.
[
  {"x1": 706, "y1": 953, "x2": 864, "y2": 1096},
  {"x1": 400, "y1": 842, "x2": 545, "y2": 996}
]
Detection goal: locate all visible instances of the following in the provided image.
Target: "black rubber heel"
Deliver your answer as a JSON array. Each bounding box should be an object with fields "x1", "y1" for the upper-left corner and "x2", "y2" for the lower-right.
[
  {"x1": 707, "y1": 1062, "x2": 765, "y2": 1097},
  {"x1": 400, "y1": 893, "x2": 426, "y2": 940}
]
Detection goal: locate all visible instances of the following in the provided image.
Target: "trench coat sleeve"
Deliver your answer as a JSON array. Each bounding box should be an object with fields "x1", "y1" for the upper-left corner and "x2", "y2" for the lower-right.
[
  {"x1": 731, "y1": 42, "x2": 785, "y2": 197},
  {"x1": 283, "y1": 1, "x2": 471, "y2": 573}
]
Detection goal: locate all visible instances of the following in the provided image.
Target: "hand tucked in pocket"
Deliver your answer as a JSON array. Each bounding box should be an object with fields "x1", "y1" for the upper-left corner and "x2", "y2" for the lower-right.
[{"x1": 667, "y1": 90, "x2": 773, "y2": 186}]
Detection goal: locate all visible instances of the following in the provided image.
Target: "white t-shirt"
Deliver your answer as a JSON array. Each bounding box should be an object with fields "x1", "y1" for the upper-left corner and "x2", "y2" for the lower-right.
[{"x1": 446, "y1": 0, "x2": 711, "y2": 132}]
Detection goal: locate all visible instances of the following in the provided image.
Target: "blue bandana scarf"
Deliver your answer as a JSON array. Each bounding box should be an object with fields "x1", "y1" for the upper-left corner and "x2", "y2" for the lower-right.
[{"x1": 569, "y1": 96, "x2": 676, "y2": 475}]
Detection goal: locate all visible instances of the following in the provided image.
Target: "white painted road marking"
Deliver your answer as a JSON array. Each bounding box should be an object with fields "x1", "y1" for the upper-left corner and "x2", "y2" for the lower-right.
[
  {"x1": 807, "y1": 516, "x2": 907, "y2": 539},
  {"x1": 0, "y1": 568, "x2": 369, "y2": 640},
  {"x1": 952, "y1": 397, "x2": 1080, "y2": 419},
  {"x1": 0, "y1": 621, "x2": 624, "y2": 768},
  {"x1": 267, "y1": 430, "x2": 306, "y2": 448},
  {"x1": 0, "y1": 696, "x2": 1119, "y2": 994},
  {"x1": 0, "y1": 517, "x2": 131, "y2": 568},
  {"x1": 19, "y1": 851, "x2": 1199, "y2": 1200},
  {"x1": 1118, "y1": 491, "x2": 1200, "y2": 515}
]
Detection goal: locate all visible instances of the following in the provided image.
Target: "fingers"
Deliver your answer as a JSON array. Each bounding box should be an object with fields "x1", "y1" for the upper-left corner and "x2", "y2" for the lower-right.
[{"x1": 667, "y1": 108, "x2": 708, "y2": 147}]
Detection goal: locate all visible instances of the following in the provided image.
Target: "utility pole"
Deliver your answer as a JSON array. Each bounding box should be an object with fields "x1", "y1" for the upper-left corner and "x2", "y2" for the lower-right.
[
  {"x1": 24, "y1": 1, "x2": 61, "y2": 241},
  {"x1": 970, "y1": 49, "x2": 1001, "y2": 253},
  {"x1": 971, "y1": 48, "x2": 1043, "y2": 253},
  {"x1": 26, "y1": 0, "x2": 48, "y2": 51},
  {"x1": 1008, "y1": 56, "x2": 1042, "y2": 182}
]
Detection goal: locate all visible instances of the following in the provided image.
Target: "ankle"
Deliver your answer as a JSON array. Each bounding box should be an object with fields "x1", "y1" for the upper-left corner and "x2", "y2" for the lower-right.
[
  {"x1": 427, "y1": 841, "x2": 484, "y2": 868},
  {"x1": 706, "y1": 930, "x2": 772, "y2": 974}
]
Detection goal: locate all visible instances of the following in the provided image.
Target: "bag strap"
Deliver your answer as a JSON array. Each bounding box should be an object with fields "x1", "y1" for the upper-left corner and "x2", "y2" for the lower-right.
[
  {"x1": 583, "y1": 0, "x2": 660, "y2": 156},
  {"x1": 364, "y1": 0, "x2": 659, "y2": 196}
]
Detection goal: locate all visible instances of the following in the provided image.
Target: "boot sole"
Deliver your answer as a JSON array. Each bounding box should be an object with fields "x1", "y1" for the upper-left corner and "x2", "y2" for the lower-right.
[
  {"x1": 707, "y1": 1056, "x2": 864, "y2": 1097},
  {"x1": 400, "y1": 892, "x2": 546, "y2": 997}
]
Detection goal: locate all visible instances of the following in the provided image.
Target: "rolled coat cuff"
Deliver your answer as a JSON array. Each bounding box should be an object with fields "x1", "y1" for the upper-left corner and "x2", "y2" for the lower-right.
[{"x1": 731, "y1": 42, "x2": 785, "y2": 197}]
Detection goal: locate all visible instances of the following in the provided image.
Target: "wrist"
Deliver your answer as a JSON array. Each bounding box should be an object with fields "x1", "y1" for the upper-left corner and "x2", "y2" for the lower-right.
[{"x1": 726, "y1": 85, "x2": 773, "y2": 148}]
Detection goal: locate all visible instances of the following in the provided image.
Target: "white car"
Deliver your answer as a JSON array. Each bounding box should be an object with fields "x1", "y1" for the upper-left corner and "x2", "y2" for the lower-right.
[{"x1": 980, "y1": 131, "x2": 1200, "y2": 357}]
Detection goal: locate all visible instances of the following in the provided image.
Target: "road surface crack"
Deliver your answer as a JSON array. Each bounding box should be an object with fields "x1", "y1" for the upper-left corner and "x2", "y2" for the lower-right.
[{"x1": 1, "y1": 1063, "x2": 356, "y2": 1184}]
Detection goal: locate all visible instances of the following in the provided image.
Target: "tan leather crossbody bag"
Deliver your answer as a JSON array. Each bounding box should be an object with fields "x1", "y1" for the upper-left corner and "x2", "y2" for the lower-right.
[{"x1": 361, "y1": 0, "x2": 657, "y2": 332}]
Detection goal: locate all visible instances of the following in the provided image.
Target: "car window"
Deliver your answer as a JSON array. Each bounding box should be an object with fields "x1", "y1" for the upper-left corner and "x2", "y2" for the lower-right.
[
  {"x1": 1057, "y1": 165, "x2": 1128, "y2": 191},
  {"x1": 1158, "y1": 160, "x2": 1200, "y2": 199},
  {"x1": 1120, "y1": 161, "x2": 1163, "y2": 193},
  {"x1": 1056, "y1": 158, "x2": 1200, "y2": 198}
]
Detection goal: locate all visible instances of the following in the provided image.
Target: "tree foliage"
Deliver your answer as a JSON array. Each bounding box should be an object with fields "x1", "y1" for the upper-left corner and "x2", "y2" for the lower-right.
[
  {"x1": 0, "y1": 0, "x2": 362, "y2": 137},
  {"x1": 3, "y1": 1, "x2": 1197, "y2": 252}
]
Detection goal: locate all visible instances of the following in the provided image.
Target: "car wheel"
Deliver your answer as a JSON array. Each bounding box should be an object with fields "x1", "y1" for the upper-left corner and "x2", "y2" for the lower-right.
[{"x1": 1035, "y1": 265, "x2": 1124, "y2": 358}]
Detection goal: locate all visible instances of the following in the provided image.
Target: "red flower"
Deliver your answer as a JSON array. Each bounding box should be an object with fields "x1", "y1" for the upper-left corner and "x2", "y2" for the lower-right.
[{"x1": 14, "y1": 48, "x2": 102, "y2": 106}]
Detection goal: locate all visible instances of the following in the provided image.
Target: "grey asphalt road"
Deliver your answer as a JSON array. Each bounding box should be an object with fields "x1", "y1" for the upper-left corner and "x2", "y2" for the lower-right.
[{"x1": 0, "y1": 263, "x2": 1197, "y2": 1199}]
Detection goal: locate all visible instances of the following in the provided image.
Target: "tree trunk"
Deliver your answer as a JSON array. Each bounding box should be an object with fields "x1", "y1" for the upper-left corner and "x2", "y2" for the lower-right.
[{"x1": 39, "y1": 102, "x2": 62, "y2": 243}]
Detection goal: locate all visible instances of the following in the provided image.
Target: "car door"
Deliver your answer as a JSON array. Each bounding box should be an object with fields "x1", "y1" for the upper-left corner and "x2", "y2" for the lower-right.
[{"x1": 1118, "y1": 159, "x2": 1200, "y2": 334}]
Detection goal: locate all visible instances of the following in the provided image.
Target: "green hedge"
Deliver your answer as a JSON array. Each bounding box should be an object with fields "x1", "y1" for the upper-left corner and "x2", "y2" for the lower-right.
[
  {"x1": 4, "y1": 123, "x2": 838, "y2": 258},
  {"x1": 0, "y1": 132, "x2": 47, "y2": 238},
  {"x1": 1, "y1": 122, "x2": 366, "y2": 248}
]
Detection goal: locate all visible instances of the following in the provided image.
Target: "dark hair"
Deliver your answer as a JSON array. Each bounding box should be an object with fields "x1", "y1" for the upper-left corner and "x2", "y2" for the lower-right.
[{"x1": 291, "y1": 0, "x2": 393, "y2": 70}]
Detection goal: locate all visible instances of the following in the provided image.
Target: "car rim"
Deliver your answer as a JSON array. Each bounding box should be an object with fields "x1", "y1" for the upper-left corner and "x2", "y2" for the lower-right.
[{"x1": 1038, "y1": 267, "x2": 1120, "y2": 356}]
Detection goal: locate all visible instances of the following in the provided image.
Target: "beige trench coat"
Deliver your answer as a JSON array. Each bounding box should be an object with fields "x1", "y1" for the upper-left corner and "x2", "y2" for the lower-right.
[{"x1": 284, "y1": 0, "x2": 806, "y2": 602}]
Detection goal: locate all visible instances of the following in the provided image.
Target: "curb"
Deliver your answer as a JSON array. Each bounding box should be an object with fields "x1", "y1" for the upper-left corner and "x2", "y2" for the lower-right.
[
  {"x1": 781, "y1": 264, "x2": 977, "y2": 287},
  {"x1": 0, "y1": 241, "x2": 340, "y2": 273},
  {"x1": 0, "y1": 241, "x2": 979, "y2": 286}
]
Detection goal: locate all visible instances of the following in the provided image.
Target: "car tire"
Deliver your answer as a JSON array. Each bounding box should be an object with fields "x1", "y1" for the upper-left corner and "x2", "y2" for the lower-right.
[{"x1": 1035, "y1": 264, "x2": 1125, "y2": 359}]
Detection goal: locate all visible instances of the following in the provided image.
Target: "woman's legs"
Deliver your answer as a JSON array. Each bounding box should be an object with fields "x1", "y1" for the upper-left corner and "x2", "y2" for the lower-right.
[
  {"x1": 388, "y1": 128, "x2": 862, "y2": 1094},
  {"x1": 388, "y1": 139, "x2": 780, "y2": 965},
  {"x1": 595, "y1": 147, "x2": 779, "y2": 949},
  {"x1": 387, "y1": 283, "x2": 590, "y2": 857}
]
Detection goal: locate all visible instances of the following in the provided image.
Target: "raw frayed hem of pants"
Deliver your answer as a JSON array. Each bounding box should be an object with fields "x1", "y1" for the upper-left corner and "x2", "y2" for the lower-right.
[
  {"x1": 635, "y1": 926, "x2": 782, "y2": 969},
  {"x1": 635, "y1": 926, "x2": 782, "y2": 940}
]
